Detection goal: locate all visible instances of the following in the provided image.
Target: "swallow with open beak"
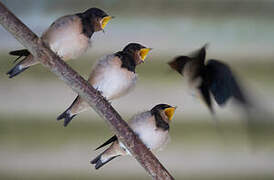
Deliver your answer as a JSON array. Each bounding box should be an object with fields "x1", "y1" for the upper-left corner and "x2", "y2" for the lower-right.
[
  {"x1": 57, "y1": 43, "x2": 152, "y2": 126},
  {"x1": 168, "y1": 44, "x2": 249, "y2": 114},
  {"x1": 90, "y1": 104, "x2": 176, "y2": 169},
  {"x1": 7, "y1": 8, "x2": 113, "y2": 78}
]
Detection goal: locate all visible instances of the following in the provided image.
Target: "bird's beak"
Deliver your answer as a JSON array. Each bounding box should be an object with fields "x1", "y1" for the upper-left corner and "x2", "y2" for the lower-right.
[
  {"x1": 101, "y1": 16, "x2": 113, "y2": 29},
  {"x1": 164, "y1": 106, "x2": 177, "y2": 121},
  {"x1": 167, "y1": 60, "x2": 175, "y2": 69},
  {"x1": 139, "y1": 48, "x2": 152, "y2": 61}
]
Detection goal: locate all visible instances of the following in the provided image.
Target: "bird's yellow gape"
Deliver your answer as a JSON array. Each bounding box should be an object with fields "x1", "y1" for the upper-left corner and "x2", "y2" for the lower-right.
[
  {"x1": 139, "y1": 48, "x2": 152, "y2": 61},
  {"x1": 164, "y1": 107, "x2": 176, "y2": 121},
  {"x1": 101, "y1": 16, "x2": 113, "y2": 29}
]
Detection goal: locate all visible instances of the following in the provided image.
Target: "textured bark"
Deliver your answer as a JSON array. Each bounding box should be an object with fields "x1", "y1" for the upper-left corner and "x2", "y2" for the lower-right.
[{"x1": 0, "y1": 2, "x2": 174, "y2": 180}]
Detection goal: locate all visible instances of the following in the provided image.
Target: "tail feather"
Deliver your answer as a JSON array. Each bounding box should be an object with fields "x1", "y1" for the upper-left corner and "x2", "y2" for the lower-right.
[
  {"x1": 90, "y1": 152, "x2": 119, "y2": 170},
  {"x1": 10, "y1": 49, "x2": 30, "y2": 64},
  {"x1": 57, "y1": 109, "x2": 76, "y2": 127},
  {"x1": 7, "y1": 49, "x2": 31, "y2": 78},
  {"x1": 6, "y1": 63, "x2": 29, "y2": 78},
  {"x1": 95, "y1": 135, "x2": 118, "y2": 150},
  {"x1": 9, "y1": 49, "x2": 30, "y2": 56},
  {"x1": 57, "y1": 97, "x2": 80, "y2": 127}
]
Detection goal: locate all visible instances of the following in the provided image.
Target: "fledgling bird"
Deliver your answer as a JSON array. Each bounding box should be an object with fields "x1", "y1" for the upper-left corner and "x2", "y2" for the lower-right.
[
  {"x1": 57, "y1": 43, "x2": 152, "y2": 126},
  {"x1": 91, "y1": 104, "x2": 176, "y2": 169},
  {"x1": 168, "y1": 44, "x2": 250, "y2": 114},
  {"x1": 7, "y1": 8, "x2": 113, "y2": 78}
]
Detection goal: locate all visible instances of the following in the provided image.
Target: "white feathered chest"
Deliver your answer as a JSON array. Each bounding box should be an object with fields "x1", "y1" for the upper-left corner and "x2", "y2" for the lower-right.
[
  {"x1": 42, "y1": 15, "x2": 90, "y2": 60},
  {"x1": 89, "y1": 55, "x2": 137, "y2": 100},
  {"x1": 129, "y1": 111, "x2": 169, "y2": 151}
]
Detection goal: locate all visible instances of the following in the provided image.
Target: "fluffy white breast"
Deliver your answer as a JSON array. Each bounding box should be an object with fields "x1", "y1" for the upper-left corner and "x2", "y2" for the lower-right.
[
  {"x1": 183, "y1": 62, "x2": 202, "y2": 96},
  {"x1": 129, "y1": 112, "x2": 169, "y2": 150},
  {"x1": 183, "y1": 62, "x2": 194, "y2": 83},
  {"x1": 42, "y1": 15, "x2": 90, "y2": 60},
  {"x1": 90, "y1": 55, "x2": 137, "y2": 100}
]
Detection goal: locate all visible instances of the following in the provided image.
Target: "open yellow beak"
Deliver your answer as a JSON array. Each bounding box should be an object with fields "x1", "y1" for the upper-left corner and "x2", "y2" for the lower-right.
[
  {"x1": 164, "y1": 107, "x2": 177, "y2": 121},
  {"x1": 101, "y1": 16, "x2": 113, "y2": 29},
  {"x1": 139, "y1": 48, "x2": 152, "y2": 61}
]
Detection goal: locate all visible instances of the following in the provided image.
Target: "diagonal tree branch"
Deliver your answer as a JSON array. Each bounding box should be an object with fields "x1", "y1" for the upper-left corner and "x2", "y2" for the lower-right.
[{"x1": 0, "y1": 2, "x2": 174, "y2": 180}]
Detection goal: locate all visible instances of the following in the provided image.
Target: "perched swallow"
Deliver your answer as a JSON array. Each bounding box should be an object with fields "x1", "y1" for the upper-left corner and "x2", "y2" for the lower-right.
[
  {"x1": 7, "y1": 8, "x2": 113, "y2": 78},
  {"x1": 57, "y1": 43, "x2": 151, "y2": 126},
  {"x1": 168, "y1": 44, "x2": 249, "y2": 113},
  {"x1": 91, "y1": 104, "x2": 176, "y2": 169}
]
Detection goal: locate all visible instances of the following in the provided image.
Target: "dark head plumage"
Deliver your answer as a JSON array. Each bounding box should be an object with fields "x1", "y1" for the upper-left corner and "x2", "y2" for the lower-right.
[
  {"x1": 168, "y1": 56, "x2": 191, "y2": 75},
  {"x1": 123, "y1": 43, "x2": 146, "y2": 54},
  {"x1": 77, "y1": 8, "x2": 111, "y2": 37},
  {"x1": 82, "y1": 8, "x2": 108, "y2": 19},
  {"x1": 115, "y1": 43, "x2": 146, "y2": 73},
  {"x1": 151, "y1": 104, "x2": 172, "y2": 113},
  {"x1": 119, "y1": 42, "x2": 150, "y2": 68},
  {"x1": 168, "y1": 43, "x2": 208, "y2": 75},
  {"x1": 150, "y1": 104, "x2": 175, "y2": 131}
]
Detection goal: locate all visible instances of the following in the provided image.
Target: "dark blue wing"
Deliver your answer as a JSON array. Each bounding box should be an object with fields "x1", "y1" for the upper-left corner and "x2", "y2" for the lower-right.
[
  {"x1": 199, "y1": 82, "x2": 214, "y2": 114},
  {"x1": 206, "y1": 59, "x2": 247, "y2": 106}
]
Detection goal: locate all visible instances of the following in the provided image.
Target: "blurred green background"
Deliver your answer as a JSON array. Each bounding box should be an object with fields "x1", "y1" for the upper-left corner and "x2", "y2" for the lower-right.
[{"x1": 0, "y1": 0, "x2": 274, "y2": 180}]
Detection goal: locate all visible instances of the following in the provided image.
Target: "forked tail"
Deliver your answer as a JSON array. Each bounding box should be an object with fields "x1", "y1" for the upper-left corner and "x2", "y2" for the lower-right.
[{"x1": 7, "y1": 49, "x2": 31, "y2": 78}]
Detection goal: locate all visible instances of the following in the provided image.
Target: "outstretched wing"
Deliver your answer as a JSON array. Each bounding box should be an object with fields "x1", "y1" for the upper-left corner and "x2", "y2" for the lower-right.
[
  {"x1": 189, "y1": 43, "x2": 208, "y2": 64},
  {"x1": 95, "y1": 135, "x2": 117, "y2": 150},
  {"x1": 205, "y1": 59, "x2": 248, "y2": 106}
]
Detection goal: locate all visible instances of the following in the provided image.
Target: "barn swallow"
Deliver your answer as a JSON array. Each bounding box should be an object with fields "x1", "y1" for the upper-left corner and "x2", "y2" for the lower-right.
[
  {"x1": 57, "y1": 43, "x2": 152, "y2": 126},
  {"x1": 91, "y1": 104, "x2": 176, "y2": 169},
  {"x1": 7, "y1": 8, "x2": 113, "y2": 78},
  {"x1": 168, "y1": 44, "x2": 249, "y2": 114}
]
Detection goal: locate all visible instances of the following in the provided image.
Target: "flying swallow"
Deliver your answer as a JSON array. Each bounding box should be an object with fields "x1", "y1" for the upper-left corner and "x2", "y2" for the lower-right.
[{"x1": 168, "y1": 44, "x2": 250, "y2": 113}]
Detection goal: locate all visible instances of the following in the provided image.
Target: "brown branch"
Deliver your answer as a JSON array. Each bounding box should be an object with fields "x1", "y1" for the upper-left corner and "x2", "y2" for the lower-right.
[{"x1": 0, "y1": 2, "x2": 174, "y2": 180}]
